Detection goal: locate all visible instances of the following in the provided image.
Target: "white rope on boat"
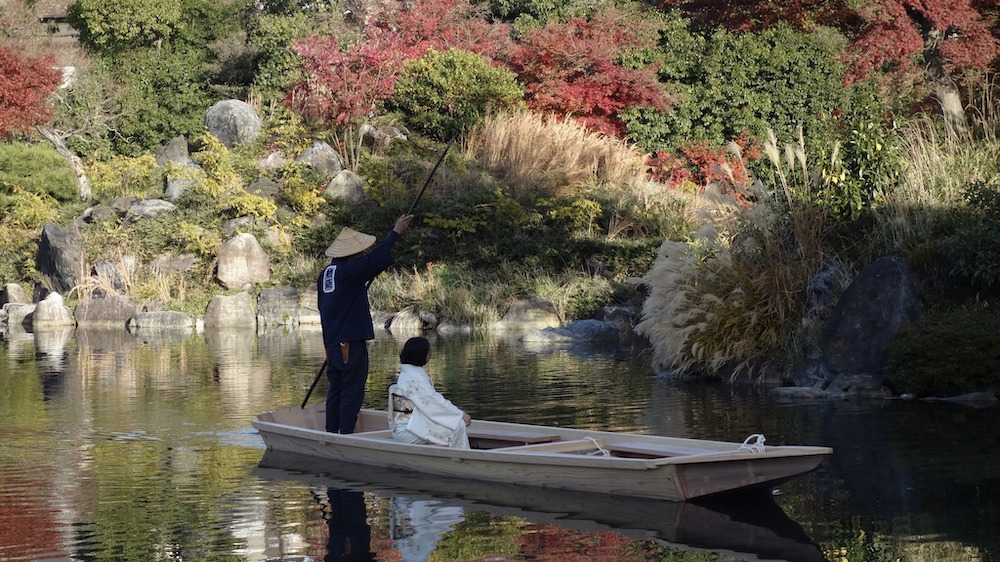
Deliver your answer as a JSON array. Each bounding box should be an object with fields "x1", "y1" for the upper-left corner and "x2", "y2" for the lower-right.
[
  {"x1": 585, "y1": 436, "x2": 611, "y2": 456},
  {"x1": 738, "y1": 433, "x2": 766, "y2": 454}
]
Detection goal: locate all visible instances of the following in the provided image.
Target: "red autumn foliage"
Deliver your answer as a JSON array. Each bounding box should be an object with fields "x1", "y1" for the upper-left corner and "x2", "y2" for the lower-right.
[
  {"x1": 661, "y1": 0, "x2": 1000, "y2": 89},
  {"x1": 0, "y1": 45, "x2": 60, "y2": 139},
  {"x1": 844, "y1": 0, "x2": 1000, "y2": 87},
  {"x1": 288, "y1": 28, "x2": 413, "y2": 127},
  {"x1": 648, "y1": 132, "x2": 762, "y2": 197},
  {"x1": 507, "y1": 11, "x2": 670, "y2": 137},
  {"x1": 389, "y1": 0, "x2": 512, "y2": 62}
]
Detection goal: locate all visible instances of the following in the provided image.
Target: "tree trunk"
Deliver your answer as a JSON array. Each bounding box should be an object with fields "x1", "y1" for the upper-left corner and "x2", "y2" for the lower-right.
[
  {"x1": 38, "y1": 127, "x2": 91, "y2": 200},
  {"x1": 924, "y1": 31, "x2": 970, "y2": 139},
  {"x1": 934, "y1": 80, "x2": 969, "y2": 139}
]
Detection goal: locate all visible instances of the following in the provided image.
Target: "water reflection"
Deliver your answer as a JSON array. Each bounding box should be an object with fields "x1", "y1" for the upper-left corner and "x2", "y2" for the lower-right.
[
  {"x1": 2, "y1": 326, "x2": 1000, "y2": 561},
  {"x1": 389, "y1": 497, "x2": 463, "y2": 562},
  {"x1": 326, "y1": 489, "x2": 375, "y2": 562},
  {"x1": 256, "y1": 450, "x2": 828, "y2": 562}
]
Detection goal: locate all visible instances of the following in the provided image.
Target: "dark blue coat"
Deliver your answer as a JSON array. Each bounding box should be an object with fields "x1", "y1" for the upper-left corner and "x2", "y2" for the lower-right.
[{"x1": 317, "y1": 231, "x2": 399, "y2": 350}]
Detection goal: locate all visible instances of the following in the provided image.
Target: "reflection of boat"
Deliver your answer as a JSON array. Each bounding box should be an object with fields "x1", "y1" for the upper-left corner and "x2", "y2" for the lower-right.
[
  {"x1": 255, "y1": 449, "x2": 828, "y2": 562},
  {"x1": 253, "y1": 405, "x2": 832, "y2": 501}
]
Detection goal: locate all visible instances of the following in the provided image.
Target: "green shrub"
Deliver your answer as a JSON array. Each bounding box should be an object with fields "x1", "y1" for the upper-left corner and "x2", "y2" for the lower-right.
[
  {"x1": 109, "y1": 48, "x2": 213, "y2": 155},
  {"x1": 885, "y1": 307, "x2": 1000, "y2": 397},
  {"x1": 0, "y1": 143, "x2": 78, "y2": 203},
  {"x1": 388, "y1": 49, "x2": 524, "y2": 140},
  {"x1": 939, "y1": 180, "x2": 1000, "y2": 287},
  {"x1": 624, "y1": 23, "x2": 853, "y2": 153},
  {"x1": 86, "y1": 154, "x2": 161, "y2": 200},
  {"x1": 0, "y1": 184, "x2": 59, "y2": 229}
]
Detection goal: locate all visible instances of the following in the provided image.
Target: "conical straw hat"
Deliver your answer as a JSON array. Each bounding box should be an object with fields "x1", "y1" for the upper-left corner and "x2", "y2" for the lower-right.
[{"x1": 325, "y1": 227, "x2": 376, "y2": 258}]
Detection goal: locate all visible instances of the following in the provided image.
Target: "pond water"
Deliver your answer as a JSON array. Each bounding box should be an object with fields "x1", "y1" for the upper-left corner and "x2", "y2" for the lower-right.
[{"x1": 0, "y1": 325, "x2": 998, "y2": 562}]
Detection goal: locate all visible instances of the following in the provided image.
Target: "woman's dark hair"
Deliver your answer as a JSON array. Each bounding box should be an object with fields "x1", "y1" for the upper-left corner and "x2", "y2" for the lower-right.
[{"x1": 400, "y1": 337, "x2": 430, "y2": 366}]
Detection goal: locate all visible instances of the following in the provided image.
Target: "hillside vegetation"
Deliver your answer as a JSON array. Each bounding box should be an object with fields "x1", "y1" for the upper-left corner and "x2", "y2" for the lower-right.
[{"x1": 2, "y1": 0, "x2": 1000, "y2": 391}]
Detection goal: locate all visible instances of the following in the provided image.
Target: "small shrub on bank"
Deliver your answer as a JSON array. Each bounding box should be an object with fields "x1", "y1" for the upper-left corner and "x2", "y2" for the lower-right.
[
  {"x1": 885, "y1": 307, "x2": 1000, "y2": 397},
  {"x1": 389, "y1": 48, "x2": 525, "y2": 141},
  {"x1": 0, "y1": 142, "x2": 78, "y2": 203}
]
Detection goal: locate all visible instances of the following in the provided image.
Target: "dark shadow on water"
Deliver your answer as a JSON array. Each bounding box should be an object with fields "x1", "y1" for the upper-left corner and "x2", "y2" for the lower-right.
[{"x1": 255, "y1": 449, "x2": 828, "y2": 562}]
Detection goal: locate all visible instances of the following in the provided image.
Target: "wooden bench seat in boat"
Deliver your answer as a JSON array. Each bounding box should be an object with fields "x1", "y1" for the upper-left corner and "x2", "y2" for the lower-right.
[
  {"x1": 488, "y1": 438, "x2": 606, "y2": 454},
  {"x1": 467, "y1": 428, "x2": 562, "y2": 448},
  {"x1": 607, "y1": 441, "x2": 724, "y2": 458}
]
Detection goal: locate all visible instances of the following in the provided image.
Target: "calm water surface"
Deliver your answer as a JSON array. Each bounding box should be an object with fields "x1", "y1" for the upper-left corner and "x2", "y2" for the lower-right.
[{"x1": 0, "y1": 325, "x2": 998, "y2": 562}]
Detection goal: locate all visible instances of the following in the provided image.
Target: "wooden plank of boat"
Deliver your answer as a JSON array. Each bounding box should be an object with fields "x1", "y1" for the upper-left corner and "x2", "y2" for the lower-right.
[{"x1": 252, "y1": 404, "x2": 833, "y2": 502}]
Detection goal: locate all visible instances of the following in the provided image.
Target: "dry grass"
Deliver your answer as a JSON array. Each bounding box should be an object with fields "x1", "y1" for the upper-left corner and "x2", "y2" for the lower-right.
[
  {"x1": 873, "y1": 81, "x2": 1000, "y2": 255},
  {"x1": 464, "y1": 111, "x2": 651, "y2": 198},
  {"x1": 636, "y1": 132, "x2": 833, "y2": 380}
]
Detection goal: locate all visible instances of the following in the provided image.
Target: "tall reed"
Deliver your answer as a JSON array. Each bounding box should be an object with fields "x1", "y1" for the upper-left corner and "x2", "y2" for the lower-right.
[
  {"x1": 464, "y1": 111, "x2": 651, "y2": 197},
  {"x1": 636, "y1": 132, "x2": 833, "y2": 380}
]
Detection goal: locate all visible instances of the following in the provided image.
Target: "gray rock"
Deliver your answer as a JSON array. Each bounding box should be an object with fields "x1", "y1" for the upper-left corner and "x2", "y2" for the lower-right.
[
  {"x1": 127, "y1": 199, "x2": 177, "y2": 220},
  {"x1": 128, "y1": 311, "x2": 194, "y2": 331},
  {"x1": 822, "y1": 256, "x2": 923, "y2": 376},
  {"x1": 247, "y1": 177, "x2": 280, "y2": 201},
  {"x1": 1, "y1": 283, "x2": 28, "y2": 306},
  {"x1": 436, "y1": 318, "x2": 473, "y2": 336},
  {"x1": 3, "y1": 303, "x2": 36, "y2": 330},
  {"x1": 32, "y1": 292, "x2": 75, "y2": 328},
  {"x1": 299, "y1": 287, "x2": 320, "y2": 325},
  {"x1": 74, "y1": 295, "x2": 140, "y2": 328},
  {"x1": 164, "y1": 161, "x2": 203, "y2": 201},
  {"x1": 204, "y1": 99, "x2": 263, "y2": 148},
  {"x1": 149, "y1": 254, "x2": 196, "y2": 276},
  {"x1": 38, "y1": 222, "x2": 85, "y2": 294},
  {"x1": 258, "y1": 151, "x2": 288, "y2": 170},
  {"x1": 491, "y1": 298, "x2": 560, "y2": 332},
  {"x1": 204, "y1": 292, "x2": 256, "y2": 329},
  {"x1": 360, "y1": 123, "x2": 408, "y2": 145},
  {"x1": 257, "y1": 287, "x2": 300, "y2": 327},
  {"x1": 325, "y1": 170, "x2": 365, "y2": 205},
  {"x1": 216, "y1": 233, "x2": 271, "y2": 290},
  {"x1": 154, "y1": 135, "x2": 193, "y2": 165},
  {"x1": 295, "y1": 141, "x2": 343, "y2": 177},
  {"x1": 387, "y1": 308, "x2": 425, "y2": 336}
]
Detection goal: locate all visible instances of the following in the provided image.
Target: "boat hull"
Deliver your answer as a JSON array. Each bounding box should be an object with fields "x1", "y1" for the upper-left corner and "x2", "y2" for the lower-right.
[{"x1": 253, "y1": 405, "x2": 831, "y2": 502}]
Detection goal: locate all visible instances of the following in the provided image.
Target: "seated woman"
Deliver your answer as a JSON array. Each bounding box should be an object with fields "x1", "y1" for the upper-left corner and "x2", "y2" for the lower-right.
[{"x1": 389, "y1": 337, "x2": 471, "y2": 449}]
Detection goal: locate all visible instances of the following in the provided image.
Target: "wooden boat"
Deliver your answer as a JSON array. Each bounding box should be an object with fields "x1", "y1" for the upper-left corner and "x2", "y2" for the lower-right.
[
  {"x1": 255, "y1": 449, "x2": 829, "y2": 562},
  {"x1": 252, "y1": 404, "x2": 832, "y2": 502}
]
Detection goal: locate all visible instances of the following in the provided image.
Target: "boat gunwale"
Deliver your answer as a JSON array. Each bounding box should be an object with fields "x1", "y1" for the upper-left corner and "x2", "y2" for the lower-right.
[{"x1": 252, "y1": 407, "x2": 833, "y2": 468}]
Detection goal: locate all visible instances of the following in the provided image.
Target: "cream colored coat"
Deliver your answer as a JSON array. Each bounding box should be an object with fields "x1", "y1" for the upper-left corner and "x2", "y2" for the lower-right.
[{"x1": 391, "y1": 364, "x2": 469, "y2": 448}]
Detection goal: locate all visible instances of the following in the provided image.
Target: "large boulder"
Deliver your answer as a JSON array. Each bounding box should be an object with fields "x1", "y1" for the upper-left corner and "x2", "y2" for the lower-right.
[
  {"x1": 491, "y1": 298, "x2": 561, "y2": 332},
  {"x1": 74, "y1": 295, "x2": 140, "y2": 328},
  {"x1": 127, "y1": 199, "x2": 177, "y2": 220},
  {"x1": 204, "y1": 292, "x2": 256, "y2": 329},
  {"x1": 790, "y1": 256, "x2": 923, "y2": 395},
  {"x1": 295, "y1": 141, "x2": 343, "y2": 177},
  {"x1": 216, "y1": 233, "x2": 271, "y2": 290},
  {"x1": 203, "y1": 100, "x2": 262, "y2": 148},
  {"x1": 822, "y1": 256, "x2": 923, "y2": 375},
  {"x1": 325, "y1": 170, "x2": 365, "y2": 205},
  {"x1": 3, "y1": 303, "x2": 36, "y2": 330},
  {"x1": 32, "y1": 292, "x2": 74, "y2": 328},
  {"x1": 127, "y1": 311, "x2": 194, "y2": 334},
  {"x1": 38, "y1": 222, "x2": 85, "y2": 294},
  {"x1": 1, "y1": 283, "x2": 28, "y2": 306},
  {"x1": 257, "y1": 287, "x2": 300, "y2": 327},
  {"x1": 299, "y1": 286, "x2": 321, "y2": 325}
]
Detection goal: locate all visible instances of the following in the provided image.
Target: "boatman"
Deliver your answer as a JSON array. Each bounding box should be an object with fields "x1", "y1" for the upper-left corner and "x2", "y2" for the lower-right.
[{"x1": 318, "y1": 214, "x2": 414, "y2": 434}]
